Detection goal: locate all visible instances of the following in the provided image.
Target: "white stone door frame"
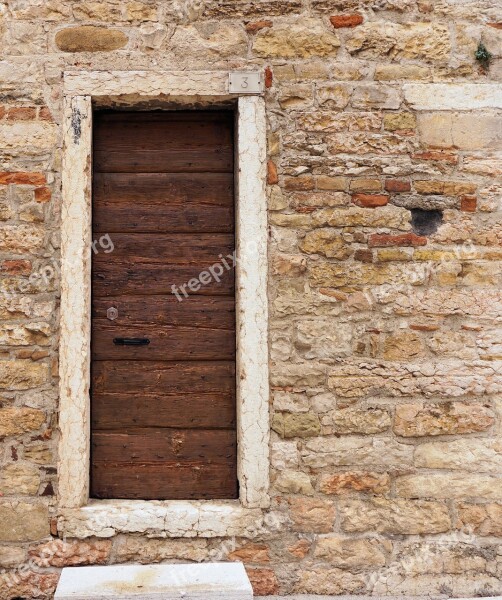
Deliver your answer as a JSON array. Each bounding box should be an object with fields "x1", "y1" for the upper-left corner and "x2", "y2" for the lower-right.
[{"x1": 58, "y1": 71, "x2": 270, "y2": 538}]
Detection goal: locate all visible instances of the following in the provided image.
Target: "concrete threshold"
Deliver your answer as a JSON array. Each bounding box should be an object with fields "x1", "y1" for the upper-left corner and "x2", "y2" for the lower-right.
[{"x1": 54, "y1": 563, "x2": 252, "y2": 599}]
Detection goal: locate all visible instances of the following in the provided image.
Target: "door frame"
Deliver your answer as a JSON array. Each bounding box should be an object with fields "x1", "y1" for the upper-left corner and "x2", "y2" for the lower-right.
[{"x1": 58, "y1": 71, "x2": 270, "y2": 538}]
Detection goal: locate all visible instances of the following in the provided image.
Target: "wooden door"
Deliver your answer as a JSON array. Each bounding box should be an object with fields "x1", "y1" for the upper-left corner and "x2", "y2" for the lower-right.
[{"x1": 90, "y1": 111, "x2": 238, "y2": 500}]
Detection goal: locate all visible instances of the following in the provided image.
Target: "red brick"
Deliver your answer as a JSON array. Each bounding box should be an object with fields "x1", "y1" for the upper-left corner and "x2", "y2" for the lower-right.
[
  {"x1": 461, "y1": 195, "x2": 477, "y2": 212},
  {"x1": 368, "y1": 233, "x2": 428, "y2": 247},
  {"x1": 228, "y1": 543, "x2": 270, "y2": 563},
  {"x1": 488, "y1": 22, "x2": 502, "y2": 29},
  {"x1": 410, "y1": 323, "x2": 440, "y2": 332},
  {"x1": 285, "y1": 175, "x2": 315, "y2": 191},
  {"x1": 413, "y1": 151, "x2": 458, "y2": 165},
  {"x1": 351, "y1": 193, "x2": 389, "y2": 208},
  {"x1": 246, "y1": 568, "x2": 279, "y2": 595},
  {"x1": 330, "y1": 14, "x2": 363, "y2": 28},
  {"x1": 1, "y1": 260, "x2": 32, "y2": 275},
  {"x1": 385, "y1": 179, "x2": 411, "y2": 193},
  {"x1": 38, "y1": 107, "x2": 53, "y2": 121},
  {"x1": 265, "y1": 66, "x2": 273, "y2": 89},
  {"x1": 6, "y1": 107, "x2": 37, "y2": 120},
  {"x1": 245, "y1": 20, "x2": 272, "y2": 33},
  {"x1": 35, "y1": 186, "x2": 52, "y2": 203},
  {"x1": 0, "y1": 105, "x2": 6, "y2": 119},
  {"x1": 0, "y1": 171, "x2": 46, "y2": 185},
  {"x1": 296, "y1": 206, "x2": 316, "y2": 213},
  {"x1": 267, "y1": 159, "x2": 278, "y2": 185}
]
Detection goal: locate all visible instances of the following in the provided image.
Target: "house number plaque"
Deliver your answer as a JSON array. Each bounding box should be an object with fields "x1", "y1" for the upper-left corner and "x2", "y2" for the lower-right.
[{"x1": 228, "y1": 71, "x2": 263, "y2": 94}]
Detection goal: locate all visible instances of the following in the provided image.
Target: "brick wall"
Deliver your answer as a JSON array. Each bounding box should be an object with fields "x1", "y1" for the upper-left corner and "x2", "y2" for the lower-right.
[{"x1": 0, "y1": 0, "x2": 501, "y2": 597}]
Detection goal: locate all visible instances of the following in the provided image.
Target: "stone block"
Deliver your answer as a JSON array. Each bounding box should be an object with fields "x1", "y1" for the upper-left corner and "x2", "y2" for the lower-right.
[
  {"x1": 55, "y1": 26, "x2": 128, "y2": 52},
  {"x1": 394, "y1": 402, "x2": 494, "y2": 437},
  {"x1": 55, "y1": 563, "x2": 253, "y2": 599},
  {"x1": 0, "y1": 501, "x2": 49, "y2": 542},
  {"x1": 253, "y1": 20, "x2": 340, "y2": 58},
  {"x1": 339, "y1": 498, "x2": 451, "y2": 534}
]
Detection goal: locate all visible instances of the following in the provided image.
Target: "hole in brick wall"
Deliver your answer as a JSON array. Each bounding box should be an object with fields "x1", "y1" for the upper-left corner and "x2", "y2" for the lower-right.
[{"x1": 410, "y1": 208, "x2": 443, "y2": 236}]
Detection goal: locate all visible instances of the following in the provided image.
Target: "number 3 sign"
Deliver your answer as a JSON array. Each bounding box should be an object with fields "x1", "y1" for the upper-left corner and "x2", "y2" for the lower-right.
[{"x1": 228, "y1": 71, "x2": 263, "y2": 94}]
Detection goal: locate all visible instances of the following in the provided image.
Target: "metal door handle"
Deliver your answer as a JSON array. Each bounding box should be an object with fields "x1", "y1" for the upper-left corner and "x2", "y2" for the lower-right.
[{"x1": 113, "y1": 338, "x2": 150, "y2": 346}]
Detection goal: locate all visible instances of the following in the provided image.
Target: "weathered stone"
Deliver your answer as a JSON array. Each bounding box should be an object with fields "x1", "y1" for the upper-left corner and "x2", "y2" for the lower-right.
[
  {"x1": 309, "y1": 262, "x2": 426, "y2": 289},
  {"x1": 246, "y1": 567, "x2": 278, "y2": 595},
  {"x1": 302, "y1": 436, "x2": 413, "y2": 469},
  {"x1": 0, "y1": 360, "x2": 47, "y2": 390},
  {"x1": 416, "y1": 439, "x2": 502, "y2": 473},
  {"x1": 375, "y1": 64, "x2": 430, "y2": 80},
  {"x1": 320, "y1": 407, "x2": 391, "y2": 435},
  {"x1": 384, "y1": 112, "x2": 416, "y2": 131},
  {"x1": 351, "y1": 84, "x2": 401, "y2": 109},
  {"x1": 271, "y1": 441, "x2": 299, "y2": 470},
  {"x1": 272, "y1": 412, "x2": 321, "y2": 439},
  {"x1": 0, "y1": 463, "x2": 40, "y2": 495},
  {"x1": 394, "y1": 402, "x2": 495, "y2": 437},
  {"x1": 383, "y1": 331, "x2": 425, "y2": 360},
  {"x1": 312, "y1": 205, "x2": 410, "y2": 229},
  {"x1": 253, "y1": 20, "x2": 340, "y2": 57},
  {"x1": 0, "y1": 501, "x2": 49, "y2": 542},
  {"x1": 294, "y1": 319, "x2": 352, "y2": 359},
  {"x1": 396, "y1": 473, "x2": 502, "y2": 500},
  {"x1": 316, "y1": 84, "x2": 352, "y2": 108},
  {"x1": 30, "y1": 539, "x2": 112, "y2": 567},
  {"x1": 0, "y1": 571, "x2": 58, "y2": 600},
  {"x1": 55, "y1": 26, "x2": 128, "y2": 52},
  {"x1": 328, "y1": 361, "x2": 502, "y2": 399},
  {"x1": 456, "y1": 503, "x2": 502, "y2": 536},
  {"x1": 418, "y1": 113, "x2": 502, "y2": 150},
  {"x1": 113, "y1": 537, "x2": 208, "y2": 563},
  {"x1": 0, "y1": 323, "x2": 51, "y2": 346},
  {"x1": 320, "y1": 471, "x2": 390, "y2": 495},
  {"x1": 340, "y1": 498, "x2": 451, "y2": 534},
  {"x1": 228, "y1": 543, "x2": 270, "y2": 563},
  {"x1": 328, "y1": 131, "x2": 411, "y2": 154},
  {"x1": 346, "y1": 23, "x2": 451, "y2": 62},
  {"x1": 268, "y1": 186, "x2": 288, "y2": 211},
  {"x1": 0, "y1": 545, "x2": 26, "y2": 568},
  {"x1": 288, "y1": 497, "x2": 336, "y2": 533},
  {"x1": 294, "y1": 568, "x2": 367, "y2": 594},
  {"x1": 0, "y1": 407, "x2": 45, "y2": 437},
  {"x1": 274, "y1": 470, "x2": 314, "y2": 495},
  {"x1": 314, "y1": 537, "x2": 388, "y2": 568},
  {"x1": 169, "y1": 23, "x2": 248, "y2": 59}
]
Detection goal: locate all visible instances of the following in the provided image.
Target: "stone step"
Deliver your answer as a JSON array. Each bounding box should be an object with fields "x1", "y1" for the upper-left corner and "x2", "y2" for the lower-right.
[{"x1": 54, "y1": 563, "x2": 253, "y2": 600}]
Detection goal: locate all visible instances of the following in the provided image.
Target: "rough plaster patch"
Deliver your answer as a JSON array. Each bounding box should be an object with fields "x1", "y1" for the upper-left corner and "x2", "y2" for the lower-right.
[{"x1": 404, "y1": 84, "x2": 502, "y2": 110}]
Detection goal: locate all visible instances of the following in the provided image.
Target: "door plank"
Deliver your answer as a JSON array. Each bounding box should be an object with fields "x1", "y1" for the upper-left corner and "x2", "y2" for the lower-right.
[
  {"x1": 92, "y1": 295, "x2": 235, "y2": 329},
  {"x1": 91, "y1": 462, "x2": 238, "y2": 500},
  {"x1": 91, "y1": 392, "x2": 236, "y2": 430},
  {"x1": 93, "y1": 173, "x2": 234, "y2": 233},
  {"x1": 92, "y1": 429, "x2": 236, "y2": 463},
  {"x1": 93, "y1": 233, "x2": 235, "y2": 264},
  {"x1": 92, "y1": 321, "x2": 235, "y2": 361},
  {"x1": 92, "y1": 360, "x2": 236, "y2": 395},
  {"x1": 92, "y1": 262, "x2": 235, "y2": 297}
]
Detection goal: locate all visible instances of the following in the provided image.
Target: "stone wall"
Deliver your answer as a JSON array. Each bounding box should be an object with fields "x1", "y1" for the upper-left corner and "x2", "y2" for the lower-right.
[{"x1": 0, "y1": 0, "x2": 501, "y2": 597}]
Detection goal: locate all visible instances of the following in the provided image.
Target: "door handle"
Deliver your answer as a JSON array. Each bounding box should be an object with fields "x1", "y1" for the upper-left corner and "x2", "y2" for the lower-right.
[{"x1": 113, "y1": 338, "x2": 150, "y2": 346}]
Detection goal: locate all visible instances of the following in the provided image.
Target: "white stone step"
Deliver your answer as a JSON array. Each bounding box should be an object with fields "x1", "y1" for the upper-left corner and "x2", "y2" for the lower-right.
[{"x1": 54, "y1": 563, "x2": 253, "y2": 600}]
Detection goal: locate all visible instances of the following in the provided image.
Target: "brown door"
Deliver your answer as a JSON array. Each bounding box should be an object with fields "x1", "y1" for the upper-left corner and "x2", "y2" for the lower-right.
[{"x1": 90, "y1": 111, "x2": 238, "y2": 500}]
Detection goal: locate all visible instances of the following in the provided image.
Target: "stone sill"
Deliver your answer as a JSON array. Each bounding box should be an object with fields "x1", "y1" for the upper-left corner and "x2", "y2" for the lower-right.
[
  {"x1": 57, "y1": 499, "x2": 264, "y2": 539},
  {"x1": 256, "y1": 597, "x2": 497, "y2": 600}
]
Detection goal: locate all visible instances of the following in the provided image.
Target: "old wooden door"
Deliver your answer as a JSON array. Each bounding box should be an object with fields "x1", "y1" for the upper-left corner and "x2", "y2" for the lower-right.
[{"x1": 90, "y1": 111, "x2": 238, "y2": 500}]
